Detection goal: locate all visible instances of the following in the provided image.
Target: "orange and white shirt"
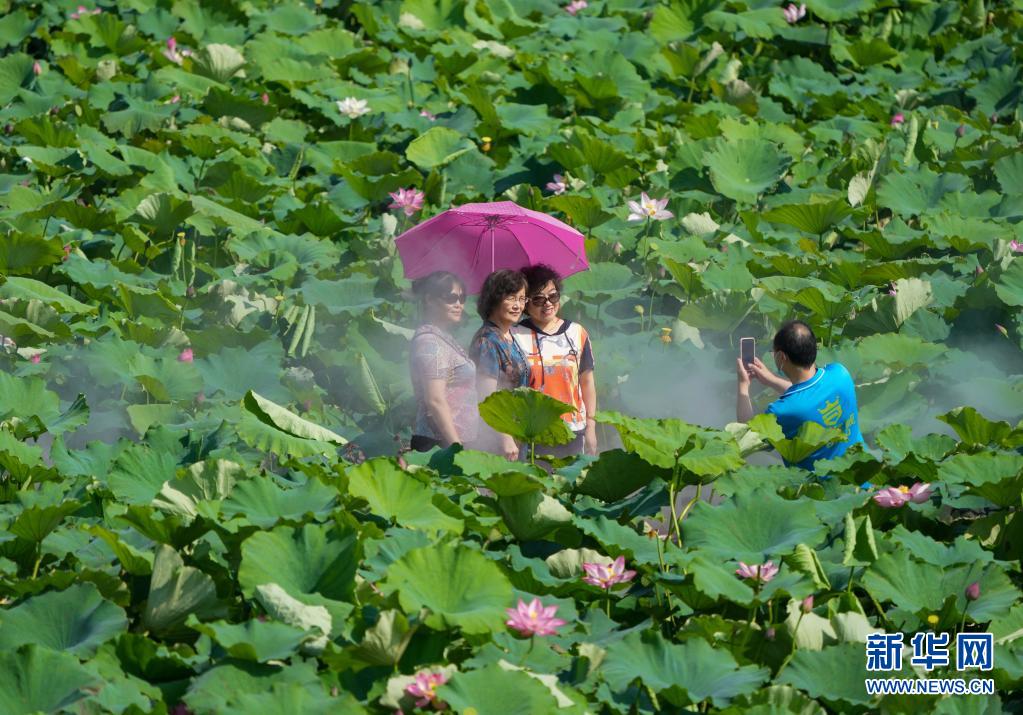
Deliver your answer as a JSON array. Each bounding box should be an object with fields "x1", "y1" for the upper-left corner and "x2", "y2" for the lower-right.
[{"x1": 512, "y1": 319, "x2": 594, "y2": 432}]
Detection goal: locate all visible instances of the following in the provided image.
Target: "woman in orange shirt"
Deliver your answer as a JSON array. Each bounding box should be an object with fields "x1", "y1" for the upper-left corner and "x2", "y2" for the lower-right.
[{"x1": 512, "y1": 264, "x2": 598, "y2": 457}]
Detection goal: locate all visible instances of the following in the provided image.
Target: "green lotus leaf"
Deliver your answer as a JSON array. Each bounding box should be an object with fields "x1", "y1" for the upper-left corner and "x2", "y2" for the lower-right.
[
  {"x1": 841, "y1": 513, "x2": 877, "y2": 567},
  {"x1": 183, "y1": 661, "x2": 324, "y2": 714},
  {"x1": 601, "y1": 630, "x2": 769, "y2": 707},
  {"x1": 863, "y1": 551, "x2": 1016, "y2": 622},
  {"x1": 346, "y1": 458, "x2": 463, "y2": 533},
  {"x1": 0, "y1": 53, "x2": 36, "y2": 104},
  {"x1": 220, "y1": 682, "x2": 361, "y2": 715},
  {"x1": 495, "y1": 102, "x2": 559, "y2": 136},
  {"x1": 238, "y1": 523, "x2": 360, "y2": 606},
  {"x1": 0, "y1": 583, "x2": 128, "y2": 656},
  {"x1": 105, "y1": 444, "x2": 178, "y2": 505},
  {"x1": 350, "y1": 609, "x2": 415, "y2": 668},
  {"x1": 842, "y1": 37, "x2": 899, "y2": 67},
  {"x1": 296, "y1": 275, "x2": 384, "y2": 316},
  {"x1": 192, "y1": 43, "x2": 246, "y2": 82},
  {"x1": 704, "y1": 8, "x2": 787, "y2": 39},
  {"x1": 937, "y1": 407, "x2": 1014, "y2": 447},
  {"x1": 597, "y1": 411, "x2": 707, "y2": 470},
  {"x1": 855, "y1": 333, "x2": 945, "y2": 368},
  {"x1": 186, "y1": 615, "x2": 310, "y2": 663},
  {"x1": 380, "y1": 542, "x2": 514, "y2": 634},
  {"x1": 994, "y1": 153, "x2": 1023, "y2": 197},
  {"x1": 886, "y1": 526, "x2": 992, "y2": 569},
  {"x1": 762, "y1": 199, "x2": 852, "y2": 236},
  {"x1": 705, "y1": 139, "x2": 791, "y2": 204},
  {"x1": 8, "y1": 499, "x2": 81, "y2": 543},
  {"x1": 649, "y1": 1, "x2": 695, "y2": 43},
  {"x1": 89, "y1": 526, "x2": 154, "y2": 575},
  {"x1": 436, "y1": 664, "x2": 562, "y2": 715},
  {"x1": 777, "y1": 642, "x2": 898, "y2": 706},
  {"x1": 128, "y1": 193, "x2": 194, "y2": 240},
  {"x1": 937, "y1": 451, "x2": 1023, "y2": 507},
  {"x1": 406, "y1": 126, "x2": 474, "y2": 169},
  {"x1": 479, "y1": 388, "x2": 575, "y2": 448},
  {"x1": 994, "y1": 259, "x2": 1023, "y2": 307},
  {"x1": 0, "y1": 276, "x2": 96, "y2": 314},
  {"x1": 0, "y1": 644, "x2": 99, "y2": 715},
  {"x1": 198, "y1": 342, "x2": 289, "y2": 402},
  {"x1": 0, "y1": 234, "x2": 64, "y2": 274},
  {"x1": 220, "y1": 474, "x2": 338, "y2": 528},
  {"x1": 573, "y1": 449, "x2": 666, "y2": 502},
  {"x1": 788, "y1": 542, "x2": 833, "y2": 589},
  {"x1": 243, "y1": 390, "x2": 347, "y2": 444},
  {"x1": 875, "y1": 424, "x2": 955, "y2": 463},
  {"x1": 767, "y1": 421, "x2": 845, "y2": 466},
  {"x1": 546, "y1": 195, "x2": 613, "y2": 230},
  {"x1": 684, "y1": 490, "x2": 827, "y2": 563},
  {"x1": 876, "y1": 167, "x2": 970, "y2": 216},
  {"x1": 253, "y1": 583, "x2": 331, "y2": 654},
  {"x1": 806, "y1": 0, "x2": 877, "y2": 22},
  {"x1": 496, "y1": 490, "x2": 573, "y2": 541},
  {"x1": 969, "y1": 65, "x2": 1022, "y2": 117},
  {"x1": 0, "y1": 372, "x2": 61, "y2": 425},
  {"x1": 576, "y1": 515, "x2": 663, "y2": 567},
  {"x1": 142, "y1": 544, "x2": 225, "y2": 636},
  {"x1": 234, "y1": 409, "x2": 339, "y2": 457},
  {"x1": 562, "y1": 261, "x2": 640, "y2": 301}
]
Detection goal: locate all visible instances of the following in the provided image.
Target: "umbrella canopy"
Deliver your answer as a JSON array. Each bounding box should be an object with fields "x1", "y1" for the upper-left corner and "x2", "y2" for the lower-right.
[{"x1": 395, "y1": 200, "x2": 588, "y2": 294}]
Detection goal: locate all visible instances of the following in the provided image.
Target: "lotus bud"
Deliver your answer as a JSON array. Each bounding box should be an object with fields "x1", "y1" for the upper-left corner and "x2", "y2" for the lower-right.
[
  {"x1": 178, "y1": 348, "x2": 194, "y2": 363},
  {"x1": 32, "y1": 61, "x2": 42, "y2": 76},
  {"x1": 996, "y1": 324, "x2": 1009, "y2": 338},
  {"x1": 261, "y1": 93, "x2": 269, "y2": 105},
  {"x1": 612, "y1": 242, "x2": 623, "y2": 256},
  {"x1": 990, "y1": 113, "x2": 999, "y2": 124},
  {"x1": 966, "y1": 582, "x2": 980, "y2": 601},
  {"x1": 765, "y1": 627, "x2": 776, "y2": 641},
  {"x1": 634, "y1": 305, "x2": 645, "y2": 315},
  {"x1": 801, "y1": 595, "x2": 814, "y2": 613},
  {"x1": 186, "y1": 285, "x2": 196, "y2": 297},
  {"x1": 397, "y1": 454, "x2": 409, "y2": 470},
  {"x1": 30, "y1": 354, "x2": 41, "y2": 364},
  {"x1": 956, "y1": 124, "x2": 966, "y2": 138},
  {"x1": 975, "y1": 265, "x2": 984, "y2": 275}
]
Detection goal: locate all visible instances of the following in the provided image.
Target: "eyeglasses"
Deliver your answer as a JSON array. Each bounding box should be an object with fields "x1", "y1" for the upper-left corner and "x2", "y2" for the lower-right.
[
  {"x1": 529, "y1": 292, "x2": 560, "y2": 307},
  {"x1": 439, "y1": 292, "x2": 466, "y2": 305},
  {"x1": 502, "y1": 295, "x2": 527, "y2": 305}
]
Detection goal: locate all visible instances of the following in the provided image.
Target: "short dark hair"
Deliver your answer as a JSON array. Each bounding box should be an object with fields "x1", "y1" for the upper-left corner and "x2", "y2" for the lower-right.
[
  {"x1": 773, "y1": 320, "x2": 817, "y2": 368},
  {"x1": 521, "y1": 263, "x2": 563, "y2": 296},
  {"x1": 476, "y1": 269, "x2": 526, "y2": 320},
  {"x1": 412, "y1": 271, "x2": 465, "y2": 302}
]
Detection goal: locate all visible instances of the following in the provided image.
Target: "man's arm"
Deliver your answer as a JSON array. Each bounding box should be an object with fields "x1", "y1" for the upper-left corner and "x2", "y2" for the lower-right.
[
  {"x1": 736, "y1": 357, "x2": 755, "y2": 423},
  {"x1": 748, "y1": 357, "x2": 791, "y2": 394}
]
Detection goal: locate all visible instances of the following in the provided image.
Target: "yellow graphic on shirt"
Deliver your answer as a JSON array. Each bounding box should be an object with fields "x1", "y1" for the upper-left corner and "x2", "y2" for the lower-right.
[{"x1": 818, "y1": 397, "x2": 843, "y2": 427}]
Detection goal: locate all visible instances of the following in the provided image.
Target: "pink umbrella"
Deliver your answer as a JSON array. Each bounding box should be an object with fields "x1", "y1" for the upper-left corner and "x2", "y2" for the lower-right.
[{"x1": 395, "y1": 200, "x2": 588, "y2": 294}]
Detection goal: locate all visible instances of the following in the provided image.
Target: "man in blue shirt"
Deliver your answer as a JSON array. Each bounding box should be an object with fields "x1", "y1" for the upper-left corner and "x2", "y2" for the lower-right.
[{"x1": 736, "y1": 320, "x2": 863, "y2": 470}]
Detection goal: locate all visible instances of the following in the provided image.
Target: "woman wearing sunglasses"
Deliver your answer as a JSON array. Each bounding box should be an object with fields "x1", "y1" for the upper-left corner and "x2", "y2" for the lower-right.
[
  {"x1": 513, "y1": 264, "x2": 598, "y2": 457},
  {"x1": 469, "y1": 269, "x2": 530, "y2": 460},
  {"x1": 408, "y1": 271, "x2": 479, "y2": 452}
]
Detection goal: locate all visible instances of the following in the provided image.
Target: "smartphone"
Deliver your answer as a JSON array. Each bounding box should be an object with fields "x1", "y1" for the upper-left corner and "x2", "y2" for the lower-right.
[{"x1": 740, "y1": 337, "x2": 755, "y2": 367}]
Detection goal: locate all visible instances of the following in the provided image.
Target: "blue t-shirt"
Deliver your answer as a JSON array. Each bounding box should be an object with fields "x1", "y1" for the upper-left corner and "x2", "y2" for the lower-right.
[{"x1": 765, "y1": 363, "x2": 864, "y2": 470}]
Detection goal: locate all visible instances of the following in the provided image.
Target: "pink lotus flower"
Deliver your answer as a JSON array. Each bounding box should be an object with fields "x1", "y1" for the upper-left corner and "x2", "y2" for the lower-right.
[
  {"x1": 261, "y1": 93, "x2": 269, "y2": 105},
  {"x1": 890, "y1": 113, "x2": 905, "y2": 127},
  {"x1": 168, "y1": 94, "x2": 180, "y2": 104},
  {"x1": 782, "y1": 3, "x2": 806, "y2": 23},
  {"x1": 873, "y1": 482, "x2": 933, "y2": 508},
  {"x1": 69, "y1": 5, "x2": 101, "y2": 19},
  {"x1": 30, "y1": 354, "x2": 41, "y2": 364},
  {"x1": 505, "y1": 598, "x2": 566, "y2": 637},
  {"x1": 735, "y1": 561, "x2": 779, "y2": 583},
  {"x1": 887, "y1": 282, "x2": 897, "y2": 296},
  {"x1": 996, "y1": 324, "x2": 1009, "y2": 338},
  {"x1": 1010, "y1": 240, "x2": 1022, "y2": 253},
  {"x1": 582, "y1": 556, "x2": 637, "y2": 591},
  {"x1": 801, "y1": 594, "x2": 814, "y2": 613},
  {"x1": 627, "y1": 192, "x2": 673, "y2": 222},
  {"x1": 62, "y1": 244, "x2": 72, "y2": 261},
  {"x1": 419, "y1": 109, "x2": 437, "y2": 121},
  {"x1": 976, "y1": 265, "x2": 984, "y2": 275},
  {"x1": 163, "y1": 37, "x2": 191, "y2": 64},
  {"x1": 545, "y1": 174, "x2": 567, "y2": 195},
  {"x1": 388, "y1": 187, "x2": 425, "y2": 216},
  {"x1": 32, "y1": 61, "x2": 42, "y2": 76},
  {"x1": 178, "y1": 348, "x2": 194, "y2": 363},
  {"x1": 565, "y1": 0, "x2": 587, "y2": 15},
  {"x1": 405, "y1": 670, "x2": 448, "y2": 708},
  {"x1": 965, "y1": 582, "x2": 980, "y2": 601}
]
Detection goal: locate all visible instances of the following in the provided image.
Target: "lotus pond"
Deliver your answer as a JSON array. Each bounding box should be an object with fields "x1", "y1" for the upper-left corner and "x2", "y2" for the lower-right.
[{"x1": 1, "y1": 0, "x2": 1022, "y2": 712}]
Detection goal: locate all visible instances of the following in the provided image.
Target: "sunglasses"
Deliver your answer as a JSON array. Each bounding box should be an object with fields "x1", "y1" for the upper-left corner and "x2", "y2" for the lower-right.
[
  {"x1": 439, "y1": 292, "x2": 466, "y2": 305},
  {"x1": 529, "y1": 292, "x2": 560, "y2": 307}
]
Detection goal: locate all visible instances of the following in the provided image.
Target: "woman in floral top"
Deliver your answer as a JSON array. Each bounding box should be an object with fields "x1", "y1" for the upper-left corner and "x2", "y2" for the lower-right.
[
  {"x1": 469, "y1": 269, "x2": 530, "y2": 460},
  {"x1": 408, "y1": 271, "x2": 478, "y2": 452}
]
